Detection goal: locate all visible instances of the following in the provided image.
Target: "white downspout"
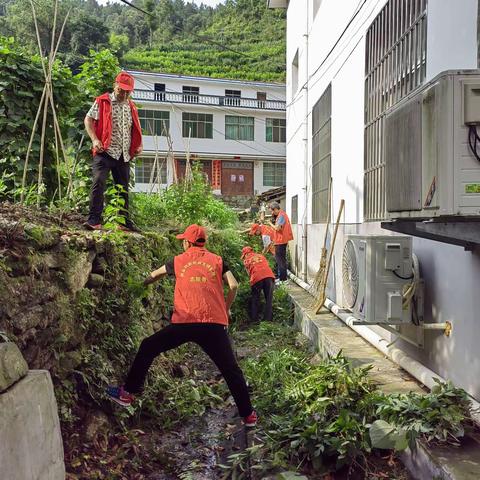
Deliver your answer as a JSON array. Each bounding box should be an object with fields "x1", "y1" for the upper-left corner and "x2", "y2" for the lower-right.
[
  {"x1": 288, "y1": 271, "x2": 480, "y2": 424},
  {"x1": 301, "y1": 2, "x2": 309, "y2": 282}
]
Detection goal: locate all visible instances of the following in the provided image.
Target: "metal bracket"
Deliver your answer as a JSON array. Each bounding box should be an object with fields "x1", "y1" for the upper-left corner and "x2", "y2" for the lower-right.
[{"x1": 381, "y1": 218, "x2": 480, "y2": 250}]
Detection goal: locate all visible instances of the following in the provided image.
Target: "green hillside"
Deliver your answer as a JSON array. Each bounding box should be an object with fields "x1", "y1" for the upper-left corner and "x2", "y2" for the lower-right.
[{"x1": 0, "y1": 0, "x2": 286, "y2": 82}]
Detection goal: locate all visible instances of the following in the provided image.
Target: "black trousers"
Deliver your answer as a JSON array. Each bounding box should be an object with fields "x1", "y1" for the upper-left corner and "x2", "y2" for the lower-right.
[
  {"x1": 124, "y1": 323, "x2": 253, "y2": 417},
  {"x1": 88, "y1": 153, "x2": 130, "y2": 225},
  {"x1": 250, "y1": 277, "x2": 274, "y2": 322},
  {"x1": 275, "y1": 243, "x2": 288, "y2": 281}
]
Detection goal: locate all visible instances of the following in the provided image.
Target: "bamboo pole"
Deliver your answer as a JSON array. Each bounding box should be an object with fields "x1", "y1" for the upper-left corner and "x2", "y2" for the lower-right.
[{"x1": 21, "y1": 84, "x2": 47, "y2": 203}]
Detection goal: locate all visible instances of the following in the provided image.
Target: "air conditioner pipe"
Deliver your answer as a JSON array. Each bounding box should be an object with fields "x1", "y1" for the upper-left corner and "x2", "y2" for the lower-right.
[{"x1": 287, "y1": 270, "x2": 480, "y2": 424}]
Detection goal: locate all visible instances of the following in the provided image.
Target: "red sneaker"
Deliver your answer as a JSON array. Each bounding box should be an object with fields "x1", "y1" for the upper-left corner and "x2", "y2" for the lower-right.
[
  {"x1": 84, "y1": 222, "x2": 102, "y2": 231},
  {"x1": 106, "y1": 385, "x2": 135, "y2": 407},
  {"x1": 243, "y1": 410, "x2": 258, "y2": 427}
]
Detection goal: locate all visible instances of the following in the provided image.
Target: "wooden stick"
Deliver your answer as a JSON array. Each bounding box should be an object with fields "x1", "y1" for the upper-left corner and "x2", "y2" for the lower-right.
[
  {"x1": 37, "y1": 83, "x2": 50, "y2": 207},
  {"x1": 314, "y1": 199, "x2": 345, "y2": 314},
  {"x1": 21, "y1": 84, "x2": 47, "y2": 203}
]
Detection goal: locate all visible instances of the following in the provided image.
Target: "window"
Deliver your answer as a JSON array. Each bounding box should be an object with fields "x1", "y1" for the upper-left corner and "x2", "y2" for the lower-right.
[
  {"x1": 138, "y1": 110, "x2": 169, "y2": 136},
  {"x1": 364, "y1": 0, "x2": 427, "y2": 221},
  {"x1": 182, "y1": 86, "x2": 199, "y2": 103},
  {"x1": 257, "y1": 92, "x2": 267, "y2": 108},
  {"x1": 225, "y1": 89, "x2": 241, "y2": 106},
  {"x1": 266, "y1": 118, "x2": 286, "y2": 142},
  {"x1": 225, "y1": 115, "x2": 254, "y2": 141},
  {"x1": 182, "y1": 112, "x2": 213, "y2": 138},
  {"x1": 312, "y1": 84, "x2": 331, "y2": 224},
  {"x1": 134, "y1": 158, "x2": 167, "y2": 184},
  {"x1": 292, "y1": 50, "x2": 299, "y2": 96},
  {"x1": 263, "y1": 162, "x2": 286, "y2": 187},
  {"x1": 154, "y1": 83, "x2": 165, "y2": 101},
  {"x1": 291, "y1": 195, "x2": 298, "y2": 224}
]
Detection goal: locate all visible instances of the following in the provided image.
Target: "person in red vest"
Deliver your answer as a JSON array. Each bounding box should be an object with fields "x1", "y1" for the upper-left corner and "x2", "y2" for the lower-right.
[
  {"x1": 248, "y1": 223, "x2": 275, "y2": 255},
  {"x1": 83, "y1": 71, "x2": 143, "y2": 232},
  {"x1": 106, "y1": 224, "x2": 258, "y2": 427},
  {"x1": 241, "y1": 247, "x2": 275, "y2": 322},
  {"x1": 268, "y1": 201, "x2": 294, "y2": 284}
]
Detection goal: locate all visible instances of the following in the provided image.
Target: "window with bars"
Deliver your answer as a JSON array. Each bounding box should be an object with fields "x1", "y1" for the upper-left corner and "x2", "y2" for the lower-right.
[
  {"x1": 312, "y1": 84, "x2": 331, "y2": 224},
  {"x1": 364, "y1": 0, "x2": 427, "y2": 221},
  {"x1": 266, "y1": 118, "x2": 286, "y2": 142},
  {"x1": 225, "y1": 115, "x2": 254, "y2": 141},
  {"x1": 138, "y1": 110, "x2": 169, "y2": 136},
  {"x1": 134, "y1": 158, "x2": 167, "y2": 184},
  {"x1": 182, "y1": 112, "x2": 213, "y2": 138},
  {"x1": 263, "y1": 162, "x2": 286, "y2": 187},
  {"x1": 291, "y1": 195, "x2": 298, "y2": 224}
]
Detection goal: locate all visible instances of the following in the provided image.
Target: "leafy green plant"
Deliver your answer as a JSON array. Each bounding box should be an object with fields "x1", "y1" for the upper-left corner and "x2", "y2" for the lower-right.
[
  {"x1": 227, "y1": 324, "x2": 474, "y2": 477},
  {"x1": 103, "y1": 184, "x2": 127, "y2": 229}
]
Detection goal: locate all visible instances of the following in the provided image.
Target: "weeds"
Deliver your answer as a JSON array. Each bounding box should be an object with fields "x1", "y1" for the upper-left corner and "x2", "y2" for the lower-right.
[{"x1": 224, "y1": 322, "x2": 475, "y2": 478}]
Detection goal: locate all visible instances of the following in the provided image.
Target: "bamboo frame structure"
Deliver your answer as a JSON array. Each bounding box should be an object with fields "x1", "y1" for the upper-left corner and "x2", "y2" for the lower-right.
[{"x1": 22, "y1": 0, "x2": 71, "y2": 205}]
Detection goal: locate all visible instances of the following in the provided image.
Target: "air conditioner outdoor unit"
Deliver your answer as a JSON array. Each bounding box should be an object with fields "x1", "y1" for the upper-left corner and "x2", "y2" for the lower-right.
[
  {"x1": 384, "y1": 70, "x2": 480, "y2": 220},
  {"x1": 342, "y1": 235, "x2": 413, "y2": 325}
]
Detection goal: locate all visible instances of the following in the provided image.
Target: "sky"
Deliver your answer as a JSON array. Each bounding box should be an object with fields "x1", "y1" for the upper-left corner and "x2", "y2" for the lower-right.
[{"x1": 97, "y1": 0, "x2": 225, "y2": 6}]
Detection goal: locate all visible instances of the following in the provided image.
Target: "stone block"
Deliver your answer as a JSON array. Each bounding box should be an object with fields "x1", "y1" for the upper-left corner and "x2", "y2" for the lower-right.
[
  {"x1": 0, "y1": 342, "x2": 28, "y2": 392},
  {"x1": 0, "y1": 370, "x2": 65, "y2": 480}
]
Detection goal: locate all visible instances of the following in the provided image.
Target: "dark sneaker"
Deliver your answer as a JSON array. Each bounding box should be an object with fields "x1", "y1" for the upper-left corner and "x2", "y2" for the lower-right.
[
  {"x1": 106, "y1": 385, "x2": 135, "y2": 407},
  {"x1": 243, "y1": 410, "x2": 258, "y2": 428},
  {"x1": 84, "y1": 222, "x2": 102, "y2": 231}
]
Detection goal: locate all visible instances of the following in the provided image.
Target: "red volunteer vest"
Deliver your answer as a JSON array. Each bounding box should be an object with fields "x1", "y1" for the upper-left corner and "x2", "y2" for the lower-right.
[
  {"x1": 259, "y1": 224, "x2": 275, "y2": 238},
  {"x1": 274, "y1": 210, "x2": 294, "y2": 245},
  {"x1": 243, "y1": 252, "x2": 275, "y2": 286},
  {"x1": 93, "y1": 93, "x2": 143, "y2": 158},
  {"x1": 172, "y1": 247, "x2": 228, "y2": 326}
]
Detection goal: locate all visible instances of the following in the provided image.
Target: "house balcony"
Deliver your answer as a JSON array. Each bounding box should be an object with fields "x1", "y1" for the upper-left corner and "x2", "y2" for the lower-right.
[{"x1": 131, "y1": 90, "x2": 286, "y2": 111}]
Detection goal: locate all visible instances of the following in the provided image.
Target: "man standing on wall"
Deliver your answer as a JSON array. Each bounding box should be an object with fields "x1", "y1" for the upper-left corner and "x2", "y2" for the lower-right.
[
  {"x1": 83, "y1": 71, "x2": 143, "y2": 231},
  {"x1": 268, "y1": 201, "x2": 293, "y2": 284}
]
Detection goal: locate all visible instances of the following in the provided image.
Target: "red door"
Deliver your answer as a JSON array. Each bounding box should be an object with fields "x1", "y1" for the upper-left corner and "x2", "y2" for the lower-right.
[{"x1": 221, "y1": 161, "x2": 254, "y2": 195}]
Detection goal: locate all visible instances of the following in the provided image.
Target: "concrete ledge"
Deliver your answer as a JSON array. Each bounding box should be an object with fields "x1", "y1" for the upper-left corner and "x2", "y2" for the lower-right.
[
  {"x1": 0, "y1": 370, "x2": 65, "y2": 480},
  {"x1": 287, "y1": 282, "x2": 480, "y2": 480}
]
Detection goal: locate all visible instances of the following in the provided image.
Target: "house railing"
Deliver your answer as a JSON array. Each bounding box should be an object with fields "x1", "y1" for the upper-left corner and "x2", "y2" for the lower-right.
[{"x1": 131, "y1": 89, "x2": 286, "y2": 111}]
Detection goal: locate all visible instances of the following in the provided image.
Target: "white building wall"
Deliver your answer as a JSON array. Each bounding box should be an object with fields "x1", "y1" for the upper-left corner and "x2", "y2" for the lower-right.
[
  {"x1": 286, "y1": 0, "x2": 480, "y2": 400},
  {"x1": 128, "y1": 72, "x2": 287, "y2": 194}
]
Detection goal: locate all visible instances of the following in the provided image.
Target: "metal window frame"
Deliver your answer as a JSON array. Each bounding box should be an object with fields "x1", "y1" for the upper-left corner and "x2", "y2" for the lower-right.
[
  {"x1": 263, "y1": 162, "x2": 286, "y2": 187},
  {"x1": 134, "y1": 157, "x2": 167, "y2": 184},
  {"x1": 364, "y1": 0, "x2": 428, "y2": 221},
  {"x1": 312, "y1": 84, "x2": 332, "y2": 224},
  {"x1": 266, "y1": 118, "x2": 286, "y2": 142},
  {"x1": 225, "y1": 115, "x2": 255, "y2": 141},
  {"x1": 138, "y1": 109, "x2": 170, "y2": 136},
  {"x1": 291, "y1": 194, "x2": 299, "y2": 224},
  {"x1": 182, "y1": 112, "x2": 213, "y2": 138}
]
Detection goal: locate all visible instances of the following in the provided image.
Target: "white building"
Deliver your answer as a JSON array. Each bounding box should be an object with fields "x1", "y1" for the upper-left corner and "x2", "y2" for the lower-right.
[
  {"x1": 127, "y1": 71, "x2": 286, "y2": 202},
  {"x1": 271, "y1": 0, "x2": 480, "y2": 401}
]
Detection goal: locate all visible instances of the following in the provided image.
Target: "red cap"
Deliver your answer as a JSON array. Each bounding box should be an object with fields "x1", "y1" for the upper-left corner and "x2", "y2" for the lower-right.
[
  {"x1": 241, "y1": 246, "x2": 254, "y2": 258},
  {"x1": 249, "y1": 223, "x2": 261, "y2": 235},
  {"x1": 176, "y1": 224, "x2": 207, "y2": 245},
  {"x1": 115, "y1": 71, "x2": 135, "y2": 91}
]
